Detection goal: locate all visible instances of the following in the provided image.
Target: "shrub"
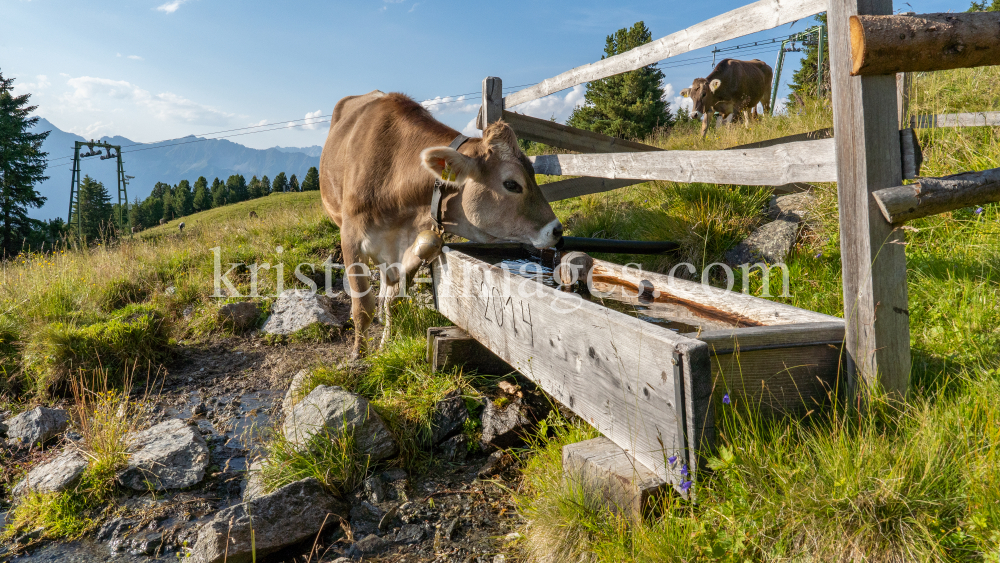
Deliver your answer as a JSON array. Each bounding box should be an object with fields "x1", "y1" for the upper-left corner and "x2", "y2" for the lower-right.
[{"x1": 95, "y1": 276, "x2": 151, "y2": 312}]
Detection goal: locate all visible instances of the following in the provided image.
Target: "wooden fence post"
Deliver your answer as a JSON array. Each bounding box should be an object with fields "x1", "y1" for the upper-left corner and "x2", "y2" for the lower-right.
[
  {"x1": 829, "y1": 0, "x2": 912, "y2": 398},
  {"x1": 478, "y1": 77, "x2": 503, "y2": 129},
  {"x1": 896, "y1": 72, "x2": 912, "y2": 129}
]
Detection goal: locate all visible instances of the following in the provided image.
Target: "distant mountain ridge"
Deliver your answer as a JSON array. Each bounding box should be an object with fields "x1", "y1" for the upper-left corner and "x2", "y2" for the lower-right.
[{"x1": 29, "y1": 118, "x2": 320, "y2": 221}]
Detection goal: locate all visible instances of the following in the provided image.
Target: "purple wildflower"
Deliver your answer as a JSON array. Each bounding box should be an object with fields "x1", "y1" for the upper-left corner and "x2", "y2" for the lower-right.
[
  {"x1": 723, "y1": 393, "x2": 731, "y2": 405},
  {"x1": 680, "y1": 464, "x2": 689, "y2": 477},
  {"x1": 975, "y1": 207, "x2": 984, "y2": 215},
  {"x1": 814, "y1": 252, "x2": 823, "y2": 259},
  {"x1": 668, "y1": 455, "x2": 677, "y2": 465},
  {"x1": 680, "y1": 480, "x2": 693, "y2": 492}
]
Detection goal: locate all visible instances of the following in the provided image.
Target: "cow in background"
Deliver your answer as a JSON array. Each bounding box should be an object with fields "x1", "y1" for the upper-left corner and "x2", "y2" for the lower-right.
[
  {"x1": 321, "y1": 91, "x2": 563, "y2": 357},
  {"x1": 681, "y1": 59, "x2": 773, "y2": 138}
]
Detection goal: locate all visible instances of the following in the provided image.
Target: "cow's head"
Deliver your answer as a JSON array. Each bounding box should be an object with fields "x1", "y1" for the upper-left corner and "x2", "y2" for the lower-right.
[
  {"x1": 420, "y1": 121, "x2": 562, "y2": 249},
  {"x1": 681, "y1": 78, "x2": 723, "y2": 118}
]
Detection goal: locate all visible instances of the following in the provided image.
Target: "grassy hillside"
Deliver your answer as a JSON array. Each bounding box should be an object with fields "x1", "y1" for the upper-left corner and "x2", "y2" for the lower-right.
[{"x1": 1, "y1": 67, "x2": 998, "y2": 561}]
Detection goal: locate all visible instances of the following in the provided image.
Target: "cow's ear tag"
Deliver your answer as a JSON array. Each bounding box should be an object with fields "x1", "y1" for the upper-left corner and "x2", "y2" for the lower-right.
[{"x1": 442, "y1": 164, "x2": 456, "y2": 182}]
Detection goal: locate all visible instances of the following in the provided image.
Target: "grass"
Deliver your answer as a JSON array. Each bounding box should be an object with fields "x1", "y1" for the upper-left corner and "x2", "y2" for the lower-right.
[{"x1": 515, "y1": 66, "x2": 1000, "y2": 562}]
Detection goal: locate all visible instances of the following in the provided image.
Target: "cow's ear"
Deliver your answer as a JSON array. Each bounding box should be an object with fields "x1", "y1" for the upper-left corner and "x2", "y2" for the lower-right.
[
  {"x1": 421, "y1": 147, "x2": 476, "y2": 185},
  {"x1": 680, "y1": 88, "x2": 690, "y2": 98},
  {"x1": 709, "y1": 79, "x2": 722, "y2": 93}
]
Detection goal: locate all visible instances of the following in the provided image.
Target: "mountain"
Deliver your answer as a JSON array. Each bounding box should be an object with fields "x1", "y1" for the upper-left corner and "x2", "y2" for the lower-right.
[
  {"x1": 273, "y1": 145, "x2": 323, "y2": 158},
  {"x1": 28, "y1": 119, "x2": 320, "y2": 221}
]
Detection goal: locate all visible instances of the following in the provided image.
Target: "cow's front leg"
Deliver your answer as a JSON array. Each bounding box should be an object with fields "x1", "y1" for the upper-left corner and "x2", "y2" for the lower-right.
[
  {"x1": 341, "y1": 230, "x2": 376, "y2": 359},
  {"x1": 700, "y1": 111, "x2": 712, "y2": 138},
  {"x1": 376, "y1": 248, "x2": 424, "y2": 349}
]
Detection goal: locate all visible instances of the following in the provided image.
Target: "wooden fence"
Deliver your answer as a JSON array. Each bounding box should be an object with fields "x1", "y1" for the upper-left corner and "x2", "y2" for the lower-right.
[{"x1": 432, "y1": 0, "x2": 1000, "y2": 497}]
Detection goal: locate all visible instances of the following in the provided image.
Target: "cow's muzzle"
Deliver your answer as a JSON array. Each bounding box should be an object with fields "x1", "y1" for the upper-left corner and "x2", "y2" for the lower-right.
[{"x1": 531, "y1": 219, "x2": 564, "y2": 249}]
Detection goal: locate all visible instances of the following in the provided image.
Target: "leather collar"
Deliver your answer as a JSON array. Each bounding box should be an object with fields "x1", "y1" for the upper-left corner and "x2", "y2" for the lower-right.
[{"x1": 429, "y1": 134, "x2": 470, "y2": 232}]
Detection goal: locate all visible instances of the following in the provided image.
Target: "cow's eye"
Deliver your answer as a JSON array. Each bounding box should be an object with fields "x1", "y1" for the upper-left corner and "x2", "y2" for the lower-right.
[{"x1": 503, "y1": 180, "x2": 523, "y2": 193}]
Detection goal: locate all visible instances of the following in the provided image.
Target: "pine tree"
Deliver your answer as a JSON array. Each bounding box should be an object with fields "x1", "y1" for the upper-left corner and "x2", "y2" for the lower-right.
[
  {"x1": 289, "y1": 174, "x2": 300, "y2": 192},
  {"x1": 272, "y1": 172, "x2": 288, "y2": 193},
  {"x1": 566, "y1": 22, "x2": 672, "y2": 140},
  {"x1": 73, "y1": 175, "x2": 113, "y2": 240},
  {"x1": 969, "y1": 0, "x2": 1000, "y2": 10},
  {"x1": 226, "y1": 174, "x2": 248, "y2": 203},
  {"x1": 0, "y1": 70, "x2": 49, "y2": 257},
  {"x1": 173, "y1": 179, "x2": 193, "y2": 217},
  {"x1": 260, "y1": 175, "x2": 271, "y2": 196},
  {"x1": 248, "y1": 175, "x2": 262, "y2": 199},
  {"x1": 301, "y1": 167, "x2": 320, "y2": 191},
  {"x1": 192, "y1": 176, "x2": 210, "y2": 211},
  {"x1": 211, "y1": 177, "x2": 227, "y2": 207},
  {"x1": 789, "y1": 15, "x2": 830, "y2": 98}
]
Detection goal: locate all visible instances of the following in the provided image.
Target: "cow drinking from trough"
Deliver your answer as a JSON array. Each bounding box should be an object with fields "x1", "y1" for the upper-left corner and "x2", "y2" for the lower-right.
[
  {"x1": 680, "y1": 59, "x2": 773, "y2": 138},
  {"x1": 320, "y1": 91, "x2": 563, "y2": 357}
]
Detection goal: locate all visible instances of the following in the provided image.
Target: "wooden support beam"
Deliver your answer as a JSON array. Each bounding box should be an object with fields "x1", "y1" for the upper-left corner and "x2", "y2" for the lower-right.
[
  {"x1": 896, "y1": 72, "x2": 912, "y2": 129},
  {"x1": 830, "y1": 0, "x2": 911, "y2": 398},
  {"x1": 504, "y1": 0, "x2": 826, "y2": 108},
  {"x1": 563, "y1": 437, "x2": 667, "y2": 519},
  {"x1": 504, "y1": 111, "x2": 661, "y2": 154},
  {"x1": 426, "y1": 326, "x2": 514, "y2": 375},
  {"x1": 476, "y1": 77, "x2": 503, "y2": 130},
  {"x1": 850, "y1": 12, "x2": 1000, "y2": 76},
  {"x1": 911, "y1": 111, "x2": 1000, "y2": 128},
  {"x1": 540, "y1": 177, "x2": 643, "y2": 202},
  {"x1": 529, "y1": 139, "x2": 838, "y2": 186},
  {"x1": 873, "y1": 166, "x2": 1000, "y2": 223}
]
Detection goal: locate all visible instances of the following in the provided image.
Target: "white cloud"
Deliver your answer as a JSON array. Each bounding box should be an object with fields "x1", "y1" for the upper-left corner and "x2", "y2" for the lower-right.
[
  {"x1": 127, "y1": 55, "x2": 143, "y2": 61},
  {"x1": 507, "y1": 84, "x2": 586, "y2": 124},
  {"x1": 461, "y1": 116, "x2": 481, "y2": 138},
  {"x1": 61, "y1": 76, "x2": 236, "y2": 126},
  {"x1": 671, "y1": 95, "x2": 693, "y2": 115},
  {"x1": 156, "y1": 0, "x2": 191, "y2": 14},
  {"x1": 421, "y1": 95, "x2": 479, "y2": 116},
  {"x1": 302, "y1": 110, "x2": 324, "y2": 130},
  {"x1": 78, "y1": 121, "x2": 116, "y2": 138},
  {"x1": 409, "y1": 2, "x2": 420, "y2": 12},
  {"x1": 250, "y1": 119, "x2": 268, "y2": 126},
  {"x1": 13, "y1": 74, "x2": 51, "y2": 94}
]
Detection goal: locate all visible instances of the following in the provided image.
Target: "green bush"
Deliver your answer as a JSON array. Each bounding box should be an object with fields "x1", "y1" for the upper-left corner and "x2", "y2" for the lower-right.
[
  {"x1": 96, "y1": 276, "x2": 151, "y2": 312},
  {"x1": 26, "y1": 304, "x2": 171, "y2": 396}
]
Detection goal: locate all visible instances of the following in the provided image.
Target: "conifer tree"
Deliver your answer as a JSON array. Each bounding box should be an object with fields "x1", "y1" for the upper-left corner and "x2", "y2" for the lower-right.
[
  {"x1": 260, "y1": 175, "x2": 271, "y2": 196},
  {"x1": 567, "y1": 22, "x2": 672, "y2": 140},
  {"x1": 73, "y1": 175, "x2": 113, "y2": 240},
  {"x1": 173, "y1": 179, "x2": 193, "y2": 217},
  {"x1": 301, "y1": 167, "x2": 320, "y2": 191},
  {"x1": 211, "y1": 177, "x2": 227, "y2": 207},
  {"x1": 789, "y1": 14, "x2": 830, "y2": 98},
  {"x1": 248, "y1": 175, "x2": 262, "y2": 199},
  {"x1": 226, "y1": 174, "x2": 248, "y2": 203},
  {"x1": 193, "y1": 176, "x2": 210, "y2": 211},
  {"x1": 272, "y1": 172, "x2": 288, "y2": 193},
  {"x1": 0, "y1": 70, "x2": 49, "y2": 257},
  {"x1": 289, "y1": 174, "x2": 299, "y2": 192}
]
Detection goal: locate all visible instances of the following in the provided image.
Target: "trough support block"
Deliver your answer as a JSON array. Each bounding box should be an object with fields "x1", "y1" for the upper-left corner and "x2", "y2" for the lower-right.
[
  {"x1": 562, "y1": 436, "x2": 667, "y2": 520},
  {"x1": 426, "y1": 327, "x2": 513, "y2": 375}
]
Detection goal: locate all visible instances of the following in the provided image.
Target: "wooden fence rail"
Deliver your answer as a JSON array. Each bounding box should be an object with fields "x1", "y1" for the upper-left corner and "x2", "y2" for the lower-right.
[{"x1": 911, "y1": 111, "x2": 1000, "y2": 129}]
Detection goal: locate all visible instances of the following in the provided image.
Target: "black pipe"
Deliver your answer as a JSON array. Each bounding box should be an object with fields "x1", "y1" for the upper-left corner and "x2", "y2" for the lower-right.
[{"x1": 445, "y1": 237, "x2": 679, "y2": 255}]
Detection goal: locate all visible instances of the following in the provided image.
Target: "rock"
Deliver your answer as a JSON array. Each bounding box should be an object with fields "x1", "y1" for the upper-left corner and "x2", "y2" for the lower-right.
[
  {"x1": 241, "y1": 460, "x2": 266, "y2": 501},
  {"x1": 724, "y1": 218, "x2": 801, "y2": 265},
  {"x1": 282, "y1": 386, "x2": 397, "y2": 461},
  {"x1": 381, "y1": 468, "x2": 407, "y2": 482},
  {"x1": 378, "y1": 504, "x2": 398, "y2": 532},
  {"x1": 0, "y1": 420, "x2": 7, "y2": 438},
  {"x1": 282, "y1": 369, "x2": 311, "y2": 414},
  {"x1": 363, "y1": 475, "x2": 387, "y2": 503},
  {"x1": 480, "y1": 398, "x2": 533, "y2": 449},
  {"x1": 189, "y1": 477, "x2": 347, "y2": 563},
  {"x1": 349, "y1": 501, "x2": 385, "y2": 537},
  {"x1": 430, "y1": 393, "x2": 468, "y2": 444},
  {"x1": 395, "y1": 523, "x2": 424, "y2": 544},
  {"x1": 441, "y1": 517, "x2": 460, "y2": 541},
  {"x1": 217, "y1": 301, "x2": 260, "y2": 331},
  {"x1": 12, "y1": 448, "x2": 89, "y2": 498},
  {"x1": 346, "y1": 534, "x2": 391, "y2": 558},
  {"x1": 119, "y1": 418, "x2": 210, "y2": 491},
  {"x1": 262, "y1": 289, "x2": 343, "y2": 335},
  {"x1": 477, "y1": 451, "x2": 512, "y2": 479},
  {"x1": 439, "y1": 433, "x2": 468, "y2": 463},
  {"x1": 768, "y1": 192, "x2": 816, "y2": 222},
  {"x1": 5, "y1": 407, "x2": 69, "y2": 448},
  {"x1": 191, "y1": 401, "x2": 208, "y2": 416}
]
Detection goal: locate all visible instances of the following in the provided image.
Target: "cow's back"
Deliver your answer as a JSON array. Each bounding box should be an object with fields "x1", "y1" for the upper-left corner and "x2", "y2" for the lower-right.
[{"x1": 709, "y1": 59, "x2": 773, "y2": 104}]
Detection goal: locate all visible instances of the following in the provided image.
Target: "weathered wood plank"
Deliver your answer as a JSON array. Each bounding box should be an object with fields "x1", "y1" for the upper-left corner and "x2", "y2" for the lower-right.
[
  {"x1": 725, "y1": 128, "x2": 833, "y2": 150},
  {"x1": 830, "y1": 0, "x2": 911, "y2": 398},
  {"x1": 476, "y1": 77, "x2": 503, "y2": 130},
  {"x1": 504, "y1": 111, "x2": 662, "y2": 154},
  {"x1": 563, "y1": 437, "x2": 667, "y2": 519},
  {"x1": 426, "y1": 326, "x2": 514, "y2": 375},
  {"x1": 529, "y1": 139, "x2": 837, "y2": 186},
  {"x1": 504, "y1": 0, "x2": 826, "y2": 108},
  {"x1": 911, "y1": 111, "x2": 1000, "y2": 128},
  {"x1": 873, "y1": 165, "x2": 1000, "y2": 223},
  {"x1": 540, "y1": 177, "x2": 644, "y2": 202},
  {"x1": 896, "y1": 72, "x2": 912, "y2": 129},
  {"x1": 432, "y1": 250, "x2": 713, "y2": 492},
  {"x1": 850, "y1": 12, "x2": 1000, "y2": 76}
]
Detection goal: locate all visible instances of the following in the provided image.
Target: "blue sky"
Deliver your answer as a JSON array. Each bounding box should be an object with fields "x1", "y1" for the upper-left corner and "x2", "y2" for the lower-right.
[{"x1": 3, "y1": 0, "x2": 966, "y2": 156}]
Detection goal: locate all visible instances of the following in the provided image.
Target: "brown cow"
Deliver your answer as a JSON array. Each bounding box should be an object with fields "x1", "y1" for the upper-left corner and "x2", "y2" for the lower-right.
[
  {"x1": 320, "y1": 91, "x2": 563, "y2": 356},
  {"x1": 681, "y1": 59, "x2": 773, "y2": 138}
]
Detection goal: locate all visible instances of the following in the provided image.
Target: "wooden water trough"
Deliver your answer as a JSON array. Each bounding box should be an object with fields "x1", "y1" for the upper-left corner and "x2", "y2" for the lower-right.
[{"x1": 430, "y1": 247, "x2": 844, "y2": 501}]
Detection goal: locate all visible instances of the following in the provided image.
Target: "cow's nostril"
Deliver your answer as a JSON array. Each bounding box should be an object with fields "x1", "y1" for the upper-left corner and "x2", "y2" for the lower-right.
[{"x1": 553, "y1": 224, "x2": 564, "y2": 237}]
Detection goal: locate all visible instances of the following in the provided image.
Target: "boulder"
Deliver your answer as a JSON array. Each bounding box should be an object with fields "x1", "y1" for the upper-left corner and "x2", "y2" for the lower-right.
[
  {"x1": 282, "y1": 369, "x2": 311, "y2": 414},
  {"x1": 188, "y1": 477, "x2": 347, "y2": 563},
  {"x1": 724, "y1": 217, "x2": 801, "y2": 266},
  {"x1": 262, "y1": 289, "x2": 343, "y2": 335},
  {"x1": 349, "y1": 500, "x2": 385, "y2": 537},
  {"x1": 217, "y1": 302, "x2": 260, "y2": 331},
  {"x1": 119, "y1": 418, "x2": 210, "y2": 491},
  {"x1": 480, "y1": 398, "x2": 533, "y2": 449},
  {"x1": 12, "y1": 448, "x2": 89, "y2": 498},
  {"x1": 346, "y1": 534, "x2": 392, "y2": 558},
  {"x1": 768, "y1": 192, "x2": 816, "y2": 222},
  {"x1": 439, "y1": 433, "x2": 468, "y2": 463},
  {"x1": 363, "y1": 475, "x2": 387, "y2": 504},
  {"x1": 6, "y1": 407, "x2": 69, "y2": 449},
  {"x1": 395, "y1": 523, "x2": 424, "y2": 545},
  {"x1": 282, "y1": 386, "x2": 397, "y2": 462},
  {"x1": 430, "y1": 393, "x2": 468, "y2": 445}
]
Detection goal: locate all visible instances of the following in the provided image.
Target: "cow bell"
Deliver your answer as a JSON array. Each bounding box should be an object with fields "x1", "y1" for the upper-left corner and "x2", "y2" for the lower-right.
[{"x1": 413, "y1": 230, "x2": 444, "y2": 261}]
